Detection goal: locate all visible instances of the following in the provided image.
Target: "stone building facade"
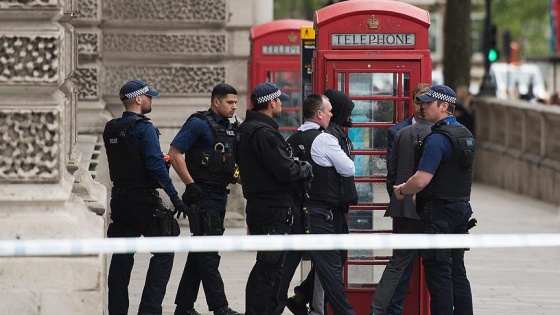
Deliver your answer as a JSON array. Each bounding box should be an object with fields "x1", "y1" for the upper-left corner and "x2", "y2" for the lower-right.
[{"x1": 0, "y1": 0, "x2": 271, "y2": 313}]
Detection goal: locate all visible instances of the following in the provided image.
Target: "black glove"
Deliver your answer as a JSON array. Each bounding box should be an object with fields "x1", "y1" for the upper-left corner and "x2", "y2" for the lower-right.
[
  {"x1": 170, "y1": 194, "x2": 189, "y2": 219},
  {"x1": 182, "y1": 183, "x2": 202, "y2": 205}
]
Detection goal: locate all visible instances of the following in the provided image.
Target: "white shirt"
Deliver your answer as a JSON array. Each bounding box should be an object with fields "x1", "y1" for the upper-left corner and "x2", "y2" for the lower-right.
[{"x1": 297, "y1": 121, "x2": 355, "y2": 177}]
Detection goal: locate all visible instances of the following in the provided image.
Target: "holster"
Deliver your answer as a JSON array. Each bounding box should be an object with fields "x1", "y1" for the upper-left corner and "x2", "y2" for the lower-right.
[
  {"x1": 257, "y1": 228, "x2": 287, "y2": 265},
  {"x1": 195, "y1": 206, "x2": 210, "y2": 236},
  {"x1": 151, "y1": 200, "x2": 180, "y2": 237},
  {"x1": 185, "y1": 204, "x2": 201, "y2": 236}
]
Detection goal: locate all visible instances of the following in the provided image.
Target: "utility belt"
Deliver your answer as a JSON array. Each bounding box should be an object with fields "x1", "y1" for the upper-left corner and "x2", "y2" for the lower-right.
[
  {"x1": 112, "y1": 187, "x2": 159, "y2": 202},
  {"x1": 197, "y1": 182, "x2": 230, "y2": 195},
  {"x1": 418, "y1": 198, "x2": 450, "y2": 210}
]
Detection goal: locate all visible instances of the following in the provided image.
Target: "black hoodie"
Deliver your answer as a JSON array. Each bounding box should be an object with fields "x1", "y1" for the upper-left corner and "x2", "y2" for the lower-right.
[{"x1": 323, "y1": 89, "x2": 358, "y2": 209}]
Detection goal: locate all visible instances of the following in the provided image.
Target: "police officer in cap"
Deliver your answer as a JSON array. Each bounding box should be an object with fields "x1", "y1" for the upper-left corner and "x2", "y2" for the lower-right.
[
  {"x1": 235, "y1": 82, "x2": 313, "y2": 315},
  {"x1": 104, "y1": 79, "x2": 191, "y2": 315},
  {"x1": 393, "y1": 84, "x2": 474, "y2": 314},
  {"x1": 169, "y1": 83, "x2": 242, "y2": 315}
]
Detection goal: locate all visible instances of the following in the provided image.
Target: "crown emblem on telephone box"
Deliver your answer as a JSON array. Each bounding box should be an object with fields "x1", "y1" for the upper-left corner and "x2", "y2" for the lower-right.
[
  {"x1": 367, "y1": 16, "x2": 380, "y2": 29},
  {"x1": 288, "y1": 32, "x2": 297, "y2": 43}
]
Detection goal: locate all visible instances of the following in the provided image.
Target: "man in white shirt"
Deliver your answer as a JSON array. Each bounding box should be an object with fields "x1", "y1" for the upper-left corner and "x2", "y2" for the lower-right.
[{"x1": 283, "y1": 94, "x2": 356, "y2": 315}]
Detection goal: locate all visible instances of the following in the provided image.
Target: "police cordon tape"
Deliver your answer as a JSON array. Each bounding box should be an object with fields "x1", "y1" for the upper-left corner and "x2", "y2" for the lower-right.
[{"x1": 2, "y1": 233, "x2": 560, "y2": 256}]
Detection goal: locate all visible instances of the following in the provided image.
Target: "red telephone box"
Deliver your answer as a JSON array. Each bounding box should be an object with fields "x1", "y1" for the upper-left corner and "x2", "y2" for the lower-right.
[
  {"x1": 248, "y1": 19, "x2": 313, "y2": 138},
  {"x1": 313, "y1": 1, "x2": 431, "y2": 314}
]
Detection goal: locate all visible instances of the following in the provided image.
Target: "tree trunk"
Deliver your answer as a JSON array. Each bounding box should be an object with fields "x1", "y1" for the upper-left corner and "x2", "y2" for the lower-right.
[{"x1": 443, "y1": 0, "x2": 472, "y2": 92}]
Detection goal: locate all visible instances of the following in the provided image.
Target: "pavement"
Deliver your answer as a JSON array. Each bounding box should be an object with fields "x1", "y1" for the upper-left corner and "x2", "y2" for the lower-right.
[{"x1": 119, "y1": 183, "x2": 560, "y2": 315}]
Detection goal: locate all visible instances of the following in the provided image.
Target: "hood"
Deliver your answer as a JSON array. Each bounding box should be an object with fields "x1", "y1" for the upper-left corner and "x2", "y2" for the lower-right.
[{"x1": 324, "y1": 89, "x2": 354, "y2": 126}]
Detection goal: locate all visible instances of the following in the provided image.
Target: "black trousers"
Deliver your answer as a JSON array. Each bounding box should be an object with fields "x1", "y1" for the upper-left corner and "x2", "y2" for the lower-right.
[
  {"x1": 274, "y1": 206, "x2": 355, "y2": 315},
  {"x1": 421, "y1": 201, "x2": 473, "y2": 315},
  {"x1": 370, "y1": 217, "x2": 421, "y2": 315},
  {"x1": 245, "y1": 200, "x2": 292, "y2": 315},
  {"x1": 107, "y1": 193, "x2": 174, "y2": 315},
  {"x1": 175, "y1": 190, "x2": 229, "y2": 312}
]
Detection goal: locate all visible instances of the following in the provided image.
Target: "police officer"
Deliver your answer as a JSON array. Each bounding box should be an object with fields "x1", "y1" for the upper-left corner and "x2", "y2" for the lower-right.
[
  {"x1": 285, "y1": 94, "x2": 355, "y2": 315},
  {"x1": 393, "y1": 85, "x2": 474, "y2": 315},
  {"x1": 169, "y1": 83, "x2": 242, "y2": 315},
  {"x1": 104, "y1": 79, "x2": 190, "y2": 315},
  {"x1": 235, "y1": 82, "x2": 313, "y2": 315},
  {"x1": 277, "y1": 89, "x2": 358, "y2": 315}
]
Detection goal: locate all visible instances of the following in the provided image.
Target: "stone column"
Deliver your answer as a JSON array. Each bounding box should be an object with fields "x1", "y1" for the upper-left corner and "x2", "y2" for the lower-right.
[{"x1": 0, "y1": 0, "x2": 105, "y2": 314}]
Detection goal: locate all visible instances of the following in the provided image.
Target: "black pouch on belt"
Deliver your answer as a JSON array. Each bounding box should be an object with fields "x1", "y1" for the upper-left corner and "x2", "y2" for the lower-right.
[{"x1": 152, "y1": 200, "x2": 180, "y2": 237}]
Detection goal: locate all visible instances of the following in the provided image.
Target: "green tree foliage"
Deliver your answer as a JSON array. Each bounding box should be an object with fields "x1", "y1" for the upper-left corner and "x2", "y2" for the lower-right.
[
  {"x1": 274, "y1": 0, "x2": 343, "y2": 20},
  {"x1": 491, "y1": 0, "x2": 550, "y2": 57}
]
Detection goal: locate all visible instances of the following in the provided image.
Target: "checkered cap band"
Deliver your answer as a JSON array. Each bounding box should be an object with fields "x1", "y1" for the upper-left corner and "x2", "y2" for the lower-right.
[
  {"x1": 427, "y1": 90, "x2": 456, "y2": 104},
  {"x1": 124, "y1": 86, "x2": 149, "y2": 99},
  {"x1": 257, "y1": 90, "x2": 281, "y2": 104}
]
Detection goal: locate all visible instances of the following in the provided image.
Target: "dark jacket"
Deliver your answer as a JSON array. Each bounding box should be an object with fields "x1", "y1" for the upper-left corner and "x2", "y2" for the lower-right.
[
  {"x1": 387, "y1": 117, "x2": 413, "y2": 160},
  {"x1": 235, "y1": 109, "x2": 312, "y2": 207},
  {"x1": 385, "y1": 119, "x2": 433, "y2": 219}
]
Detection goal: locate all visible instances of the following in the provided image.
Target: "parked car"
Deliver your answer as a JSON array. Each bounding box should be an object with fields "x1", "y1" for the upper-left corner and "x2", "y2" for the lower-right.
[
  {"x1": 490, "y1": 62, "x2": 548, "y2": 101},
  {"x1": 431, "y1": 67, "x2": 483, "y2": 96}
]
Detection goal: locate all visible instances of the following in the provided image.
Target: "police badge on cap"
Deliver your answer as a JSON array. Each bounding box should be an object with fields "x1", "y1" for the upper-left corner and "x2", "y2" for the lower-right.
[
  {"x1": 119, "y1": 80, "x2": 160, "y2": 100},
  {"x1": 250, "y1": 82, "x2": 290, "y2": 106},
  {"x1": 416, "y1": 85, "x2": 457, "y2": 105}
]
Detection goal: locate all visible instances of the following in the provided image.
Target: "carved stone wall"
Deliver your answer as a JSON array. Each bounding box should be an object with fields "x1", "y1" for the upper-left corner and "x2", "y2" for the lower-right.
[
  {"x1": 103, "y1": 33, "x2": 227, "y2": 55},
  {"x1": 0, "y1": 0, "x2": 57, "y2": 8},
  {"x1": 0, "y1": 0, "x2": 106, "y2": 313},
  {"x1": 0, "y1": 0, "x2": 273, "y2": 312},
  {"x1": 104, "y1": 65, "x2": 226, "y2": 95},
  {"x1": 0, "y1": 35, "x2": 59, "y2": 83},
  {"x1": 0, "y1": 110, "x2": 60, "y2": 181},
  {"x1": 102, "y1": 0, "x2": 227, "y2": 22},
  {"x1": 72, "y1": 0, "x2": 106, "y2": 135}
]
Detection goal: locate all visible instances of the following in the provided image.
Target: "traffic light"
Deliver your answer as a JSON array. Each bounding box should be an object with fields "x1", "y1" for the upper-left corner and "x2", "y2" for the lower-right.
[{"x1": 487, "y1": 24, "x2": 499, "y2": 62}]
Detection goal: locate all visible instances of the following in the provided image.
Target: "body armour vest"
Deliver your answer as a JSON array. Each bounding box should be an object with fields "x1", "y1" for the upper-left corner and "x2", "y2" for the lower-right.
[
  {"x1": 328, "y1": 124, "x2": 358, "y2": 207},
  {"x1": 235, "y1": 119, "x2": 292, "y2": 195},
  {"x1": 103, "y1": 116, "x2": 155, "y2": 188},
  {"x1": 417, "y1": 122, "x2": 475, "y2": 201},
  {"x1": 184, "y1": 110, "x2": 238, "y2": 187},
  {"x1": 287, "y1": 129, "x2": 342, "y2": 208}
]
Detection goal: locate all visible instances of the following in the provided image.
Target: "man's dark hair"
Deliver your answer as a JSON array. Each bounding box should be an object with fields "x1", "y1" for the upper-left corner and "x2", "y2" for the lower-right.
[
  {"x1": 302, "y1": 94, "x2": 324, "y2": 119},
  {"x1": 252, "y1": 100, "x2": 270, "y2": 111},
  {"x1": 211, "y1": 83, "x2": 237, "y2": 101}
]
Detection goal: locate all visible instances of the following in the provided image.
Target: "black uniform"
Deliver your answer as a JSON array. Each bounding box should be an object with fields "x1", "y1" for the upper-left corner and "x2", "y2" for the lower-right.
[
  {"x1": 172, "y1": 110, "x2": 238, "y2": 313},
  {"x1": 282, "y1": 127, "x2": 356, "y2": 315},
  {"x1": 235, "y1": 109, "x2": 312, "y2": 315},
  {"x1": 276, "y1": 89, "x2": 358, "y2": 314},
  {"x1": 103, "y1": 112, "x2": 178, "y2": 315},
  {"x1": 416, "y1": 119, "x2": 475, "y2": 315}
]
